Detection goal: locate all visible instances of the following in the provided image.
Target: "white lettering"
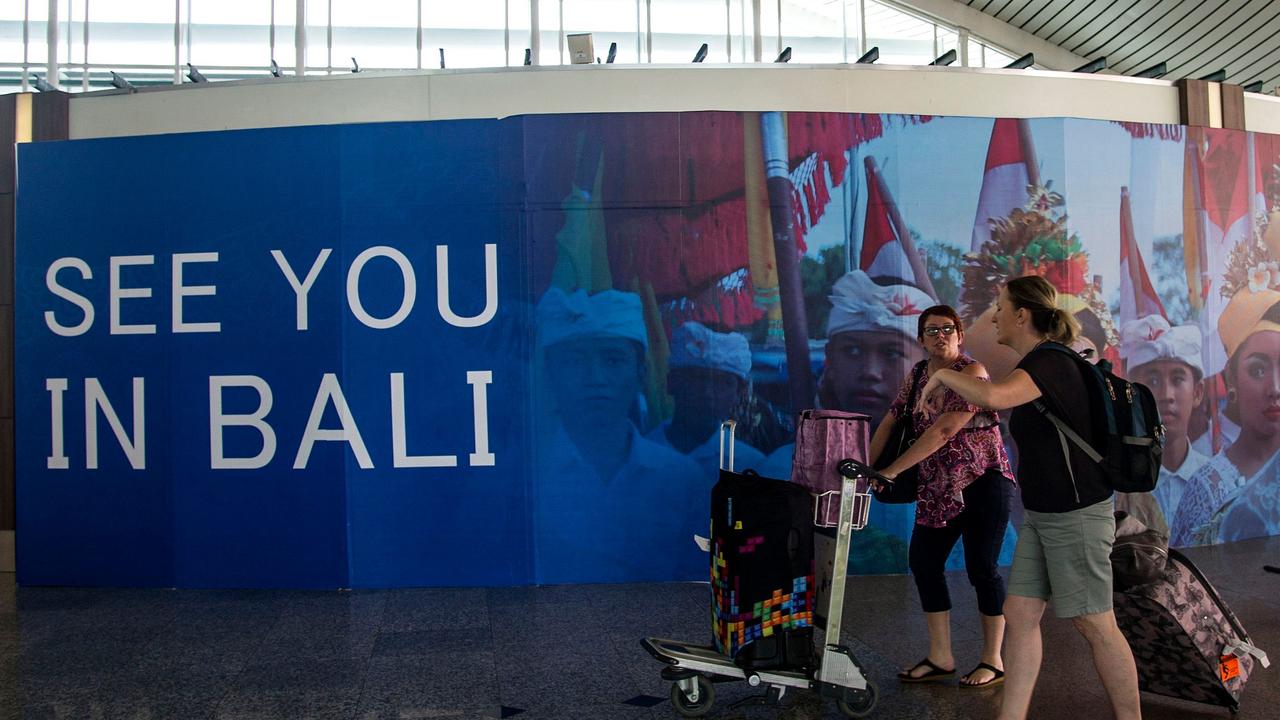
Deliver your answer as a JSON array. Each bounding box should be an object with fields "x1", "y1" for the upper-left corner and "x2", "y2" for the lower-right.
[
  {"x1": 209, "y1": 375, "x2": 277, "y2": 469},
  {"x1": 347, "y1": 246, "x2": 417, "y2": 330},
  {"x1": 109, "y1": 255, "x2": 156, "y2": 335},
  {"x1": 44, "y1": 258, "x2": 94, "y2": 337},
  {"x1": 437, "y1": 244, "x2": 498, "y2": 328},
  {"x1": 467, "y1": 371, "x2": 495, "y2": 466},
  {"x1": 294, "y1": 373, "x2": 373, "y2": 469},
  {"x1": 271, "y1": 249, "x2": 331, "y2": 331},
  {"x1": 172, "y1": 252, "x2": 221, "y2": 333},
  {"x1": 84, "y1": 377, "x2": 145, "y2": 470},
  {"x1": 390, "y1": 373, "x2": 458, "y2": 468},
  {"x1": 46, "y1": 378, "x2": 69, "y2": 469}
]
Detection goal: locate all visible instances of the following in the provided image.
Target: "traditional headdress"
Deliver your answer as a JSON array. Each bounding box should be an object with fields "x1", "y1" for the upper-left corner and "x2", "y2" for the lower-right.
[
  {"x1": 960, "y1": 182, "x2": 1118, "y2": 350},
  {"x1": 1219, "y1": 220, "x2": 1280, "y2": 361},
  {"x1": 1121, "y1": 315, "x2": 1204, "y2": 378},
  {"x1": 668, "y1": 322, "x2": 752, "y2": 380},
  {"x1": 826, "y1": 270, "x2": 932, "y2": 340},
  {"x1": 536, "y1": 287, "x2": 649, "y2": 351}
]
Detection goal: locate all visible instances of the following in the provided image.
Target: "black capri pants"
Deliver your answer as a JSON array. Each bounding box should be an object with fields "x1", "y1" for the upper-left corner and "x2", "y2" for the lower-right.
[{"x1": 908, "y1": 468, "x2": 1014, "y2": 616}]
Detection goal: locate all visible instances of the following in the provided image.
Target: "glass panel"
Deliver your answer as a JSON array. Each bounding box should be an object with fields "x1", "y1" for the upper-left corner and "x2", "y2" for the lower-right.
[
  {"x1": 424, "y1": 0, "x2": 505, "y2": 69},
  {"x1": 727, "y1": 0, "x2": 753, "y2": 63},
  {"x1": 538, "y1": 0, "x2": 560, "y2": 65},
  {"x1": 863, "y1": 0, "x2": 932, "y2": 66},
  {"x1": 650, "y1": 0, "x2": 728, "y2": 64},
  {"x1": 563, "y1": 0, "x2": 638, "y2": 65},
  {"x1": 188, "y1": 0, "x2": 271, "y2": 72},
  {"x1": 83, "y1": 0, "x2": 174, "y2": 70},
  {"x1": 759, "y1": 0, "x2": 780, "y2": 61},
  {"x1": 508, "y1": 0, "x2": 532, "y2": 67},
  {"x1": 781, "y1": 0, "x2": 849, "y2": 64},
  {"x1": 271, "y1": 0, "x2": 297, "y2": 74},
  {"x1": 936, "y1": 25, "x2": 958, "y2": 63},
  {"x1": 65, "y1": 0, "x2": 84, "y2": 66},
  {"x1": 22, "y1": 1, "x2": 49, "y2": 69},
  {"x1": 305, "y1": 0, "x2": 328, "y2": 71},
  {"x1": 984, "y1": 43, "x2": 1014, "y2": 68},
  {"x1": 966, "y1": 37, "x2": 983, "y2": 68},
  {"x1": 330, "y1": 0, "x2": 418, "y2": 70}
]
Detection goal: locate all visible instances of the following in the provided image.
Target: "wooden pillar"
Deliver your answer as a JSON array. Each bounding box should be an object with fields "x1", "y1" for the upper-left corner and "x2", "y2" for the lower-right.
[{"x1": 1177, "y1": 78, "x2": 1246, "y2": 130}]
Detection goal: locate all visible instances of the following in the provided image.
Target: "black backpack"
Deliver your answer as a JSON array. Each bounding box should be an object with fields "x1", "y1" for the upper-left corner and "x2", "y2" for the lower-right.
[{"x1": 1031, "y1": 342, "x2": 1165, "y2": 494}]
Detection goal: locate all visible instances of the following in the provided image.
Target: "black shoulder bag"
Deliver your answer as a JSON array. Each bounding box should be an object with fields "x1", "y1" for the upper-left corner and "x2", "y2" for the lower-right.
[{"x1": 871, "y1": 361, "x2": 926, "y2": 504}]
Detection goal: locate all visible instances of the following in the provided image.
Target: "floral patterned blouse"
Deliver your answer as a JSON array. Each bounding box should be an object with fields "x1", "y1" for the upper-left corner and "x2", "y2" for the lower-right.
[{"x1": 888, "y1": 355, "x2": 1014, "y2": 528}]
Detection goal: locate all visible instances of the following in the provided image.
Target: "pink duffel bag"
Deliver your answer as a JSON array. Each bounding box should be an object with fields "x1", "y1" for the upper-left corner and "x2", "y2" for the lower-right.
[{"x1": 791, "y1": 409, "x2": 870, "y2": 526}]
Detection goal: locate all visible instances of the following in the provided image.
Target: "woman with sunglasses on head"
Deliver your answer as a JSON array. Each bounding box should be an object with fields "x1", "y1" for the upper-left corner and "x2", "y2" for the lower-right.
[{"x1": 868, "y1": 304, "x2": 1015, "y2": 689}]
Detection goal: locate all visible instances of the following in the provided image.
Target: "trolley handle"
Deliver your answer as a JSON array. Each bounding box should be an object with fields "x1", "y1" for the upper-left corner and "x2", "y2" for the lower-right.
[
  {"x1": 718, "y1": 420, "x2": 736, "y2": 472},
  {"x1": 836, "y1": 458, "x2": 892, "y2": 487}
]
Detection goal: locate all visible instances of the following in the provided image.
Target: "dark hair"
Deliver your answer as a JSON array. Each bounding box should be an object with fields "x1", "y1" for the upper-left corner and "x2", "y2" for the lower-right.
[
  {"x1": 1074, "y1": 309, "x2": 1107, "y2": 354},
  {"x1": 917, "y1": 304, "x2": 964, "y2": 340},
  {"x1": 1004, "y1": 275, "x2": 1079, "y2": 345}
]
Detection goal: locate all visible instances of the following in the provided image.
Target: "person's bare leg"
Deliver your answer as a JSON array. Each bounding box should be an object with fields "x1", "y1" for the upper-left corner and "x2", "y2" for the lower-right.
[
  {"x1": 961, "y1": 612, "x2": 1006, "y2": 685},
  {"x1": 904, "y1": 610, "x2": 955, "y2": 677},
  {"x1": 996, "y1": 596, "x2": 1046, "y2": 720},
  {"x1": 1071, "y1": 610, "x2": 1142, "y2": 720}
]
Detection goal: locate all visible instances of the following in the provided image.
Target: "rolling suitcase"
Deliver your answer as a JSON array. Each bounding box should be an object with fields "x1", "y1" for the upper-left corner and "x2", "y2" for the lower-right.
[
  {"x1": 1113, "y1": 547, "x2": 1270, "y2": 711},
  {"x1": 710, "y1": 423, "x2": 816, "y2": 670}
]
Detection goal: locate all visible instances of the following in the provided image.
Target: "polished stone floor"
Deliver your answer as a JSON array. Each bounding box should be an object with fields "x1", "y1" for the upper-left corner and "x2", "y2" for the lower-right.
[{"x1": 1, "y1": 536, "x2": 1278, "y2": 719}]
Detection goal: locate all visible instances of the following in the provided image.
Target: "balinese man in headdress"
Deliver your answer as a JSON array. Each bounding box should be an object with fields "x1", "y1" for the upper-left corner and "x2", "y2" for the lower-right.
[
  {"x1": 1118, "y1": 316, "x2": 1209, "y2": 532},
  {"x1": 535, "y1": 287, "x2": 705, "y2": 583},
  {"x1": 647, "y1": 321, "x2": 765, "y2": 476},
  {"x1": 759, "y1": 270, "x2": 932, "y2": 572}
]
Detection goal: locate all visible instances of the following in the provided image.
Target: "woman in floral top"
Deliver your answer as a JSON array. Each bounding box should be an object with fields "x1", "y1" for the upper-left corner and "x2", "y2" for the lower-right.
[{"x1": 868, "y1": 305, "x2": 1015, "y2": 689}]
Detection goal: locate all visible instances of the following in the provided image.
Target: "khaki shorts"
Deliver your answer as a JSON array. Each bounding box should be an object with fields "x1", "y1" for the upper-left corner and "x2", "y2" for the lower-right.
[{"x1": 1007, "y1": 499, "x2": 1116, "y2": 618}]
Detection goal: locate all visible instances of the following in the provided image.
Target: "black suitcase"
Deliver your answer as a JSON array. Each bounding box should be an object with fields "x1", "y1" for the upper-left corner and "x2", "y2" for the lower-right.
[
  {"x1": 1113, "y1": 547, "x2": 1270, "y2": 711},
  {"x1": 710, "y1": 468, "x2": 816, "y2": 670}
]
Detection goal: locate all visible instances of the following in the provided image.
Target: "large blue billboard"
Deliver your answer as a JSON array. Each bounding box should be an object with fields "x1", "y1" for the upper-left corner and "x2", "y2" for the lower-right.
[{"x1": 16, "y1": 113, "x2": 1280, "y2": 587}]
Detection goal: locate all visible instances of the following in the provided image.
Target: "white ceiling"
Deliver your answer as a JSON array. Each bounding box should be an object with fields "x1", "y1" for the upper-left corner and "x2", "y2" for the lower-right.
[{"x1": 957, "y1": 0, "x2": 1280, "y2": 89}]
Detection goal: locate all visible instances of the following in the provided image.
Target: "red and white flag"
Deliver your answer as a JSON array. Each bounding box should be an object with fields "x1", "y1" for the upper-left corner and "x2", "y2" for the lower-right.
[
  {"x1": 859, "y1": 158, "x2": 917, "y2": 285},
  {"x1": 970, "y1": 118, "x2": 1039, "y2": 252},
  {"x1": 1194, "y1": 129, "x2": 1254, "y2": 376},
  {"x1": 1118, "y1": 186, "x2": 1166, "y2": 325}
]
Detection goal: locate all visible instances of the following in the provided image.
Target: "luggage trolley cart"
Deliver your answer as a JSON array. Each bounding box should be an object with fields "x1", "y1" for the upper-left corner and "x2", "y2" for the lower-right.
[{"x1": 641, "y1": 420, "x2": 885, "y2": 718}]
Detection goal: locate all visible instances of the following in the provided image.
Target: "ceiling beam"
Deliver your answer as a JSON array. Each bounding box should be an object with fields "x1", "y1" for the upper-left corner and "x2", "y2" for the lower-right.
[{"x1": 893, "y1": 0, "x2": 1089, "y2": 70}]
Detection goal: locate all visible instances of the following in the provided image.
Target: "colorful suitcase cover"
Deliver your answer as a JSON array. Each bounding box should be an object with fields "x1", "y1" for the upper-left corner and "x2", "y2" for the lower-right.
[{"x1": 710, "y1": 469, "x2": 816, "y2": 669}]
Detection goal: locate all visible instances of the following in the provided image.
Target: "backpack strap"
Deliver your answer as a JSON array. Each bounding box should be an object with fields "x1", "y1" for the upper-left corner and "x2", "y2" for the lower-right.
[
  {"x1": 1032, "y1": 400, "x2": 1103, "y2": 464},
  {"x1": 1027, "y1": 342, "x2": 1100, "y2": 504}
]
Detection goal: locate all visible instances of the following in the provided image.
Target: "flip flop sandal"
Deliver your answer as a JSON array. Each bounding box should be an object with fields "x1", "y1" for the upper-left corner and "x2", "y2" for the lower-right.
[
  {"x1": 897, "y1": 657, "x2": 955, "y2": 683},
  {"x1": 959, "y1": 662, "x2": 1006, "y2": 689}
]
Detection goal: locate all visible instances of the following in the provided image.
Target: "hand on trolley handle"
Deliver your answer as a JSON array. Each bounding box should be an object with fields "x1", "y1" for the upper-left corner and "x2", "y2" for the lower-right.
[{"x1": 836, "y1": 458, "x2": 893, "y2": 492}]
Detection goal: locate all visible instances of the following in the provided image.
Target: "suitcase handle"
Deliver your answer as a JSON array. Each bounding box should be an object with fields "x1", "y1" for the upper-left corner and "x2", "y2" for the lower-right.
[{"x1": 719, "y1": 420, "x2": 736, "y2": 472}]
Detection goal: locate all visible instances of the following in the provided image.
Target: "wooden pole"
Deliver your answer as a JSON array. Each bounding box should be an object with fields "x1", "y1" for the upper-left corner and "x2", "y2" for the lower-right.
[{"x1": 760, "y1": 112, "x2": 816, "y2": 411}]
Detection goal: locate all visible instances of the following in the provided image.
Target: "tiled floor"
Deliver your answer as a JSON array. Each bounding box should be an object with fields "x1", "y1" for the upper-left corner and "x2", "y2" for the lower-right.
[{"x1": 2, "y1": 536, "x2": 1278, "y2": 719}]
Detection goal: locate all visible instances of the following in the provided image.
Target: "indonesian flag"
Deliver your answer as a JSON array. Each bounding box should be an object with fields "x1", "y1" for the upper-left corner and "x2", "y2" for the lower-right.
[
  {"x1": 1193, "y1": 129, "x2": 1254, "y2": 376},
  {"x1": 970, "y1": 118, "x2": 1039, "y2": 251},
  {"x1": 1118, "y1": 186, "x2": 1166, "y2": 325},
  {"x1": 859, "y1": 157, "x2": 917, "y2": 285}
]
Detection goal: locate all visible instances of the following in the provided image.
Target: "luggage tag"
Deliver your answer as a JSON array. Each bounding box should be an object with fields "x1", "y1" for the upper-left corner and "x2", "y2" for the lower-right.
[{"x1": 1219, "y1": 655, "x2": 1241, "y2": 683}]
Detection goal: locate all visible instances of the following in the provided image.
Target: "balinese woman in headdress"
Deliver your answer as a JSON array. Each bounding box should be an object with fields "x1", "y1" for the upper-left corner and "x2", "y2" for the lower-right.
[{"x1": 1170, "y1": 237, "x2": 1280, "y2": 546}]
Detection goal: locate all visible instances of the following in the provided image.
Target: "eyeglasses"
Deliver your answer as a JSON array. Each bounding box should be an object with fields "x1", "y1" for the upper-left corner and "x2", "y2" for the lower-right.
[{"x1": 923, "y1": 325, "x2": 958, "y2": 337}]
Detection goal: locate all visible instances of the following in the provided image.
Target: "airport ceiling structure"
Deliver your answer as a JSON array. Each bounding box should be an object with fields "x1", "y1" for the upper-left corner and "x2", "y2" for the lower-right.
[{"x1": 958, "y1": 0, "x2": 1280, "y2": 88}]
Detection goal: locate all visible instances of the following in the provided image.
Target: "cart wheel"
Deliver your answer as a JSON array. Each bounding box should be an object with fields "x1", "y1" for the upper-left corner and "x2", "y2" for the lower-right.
[
  {"x1": 836, "y1": 680, "x2": 878, "y2": 719},
  {"x1": 669, "y1": 675, "x2": 715, "y2": 717}
]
